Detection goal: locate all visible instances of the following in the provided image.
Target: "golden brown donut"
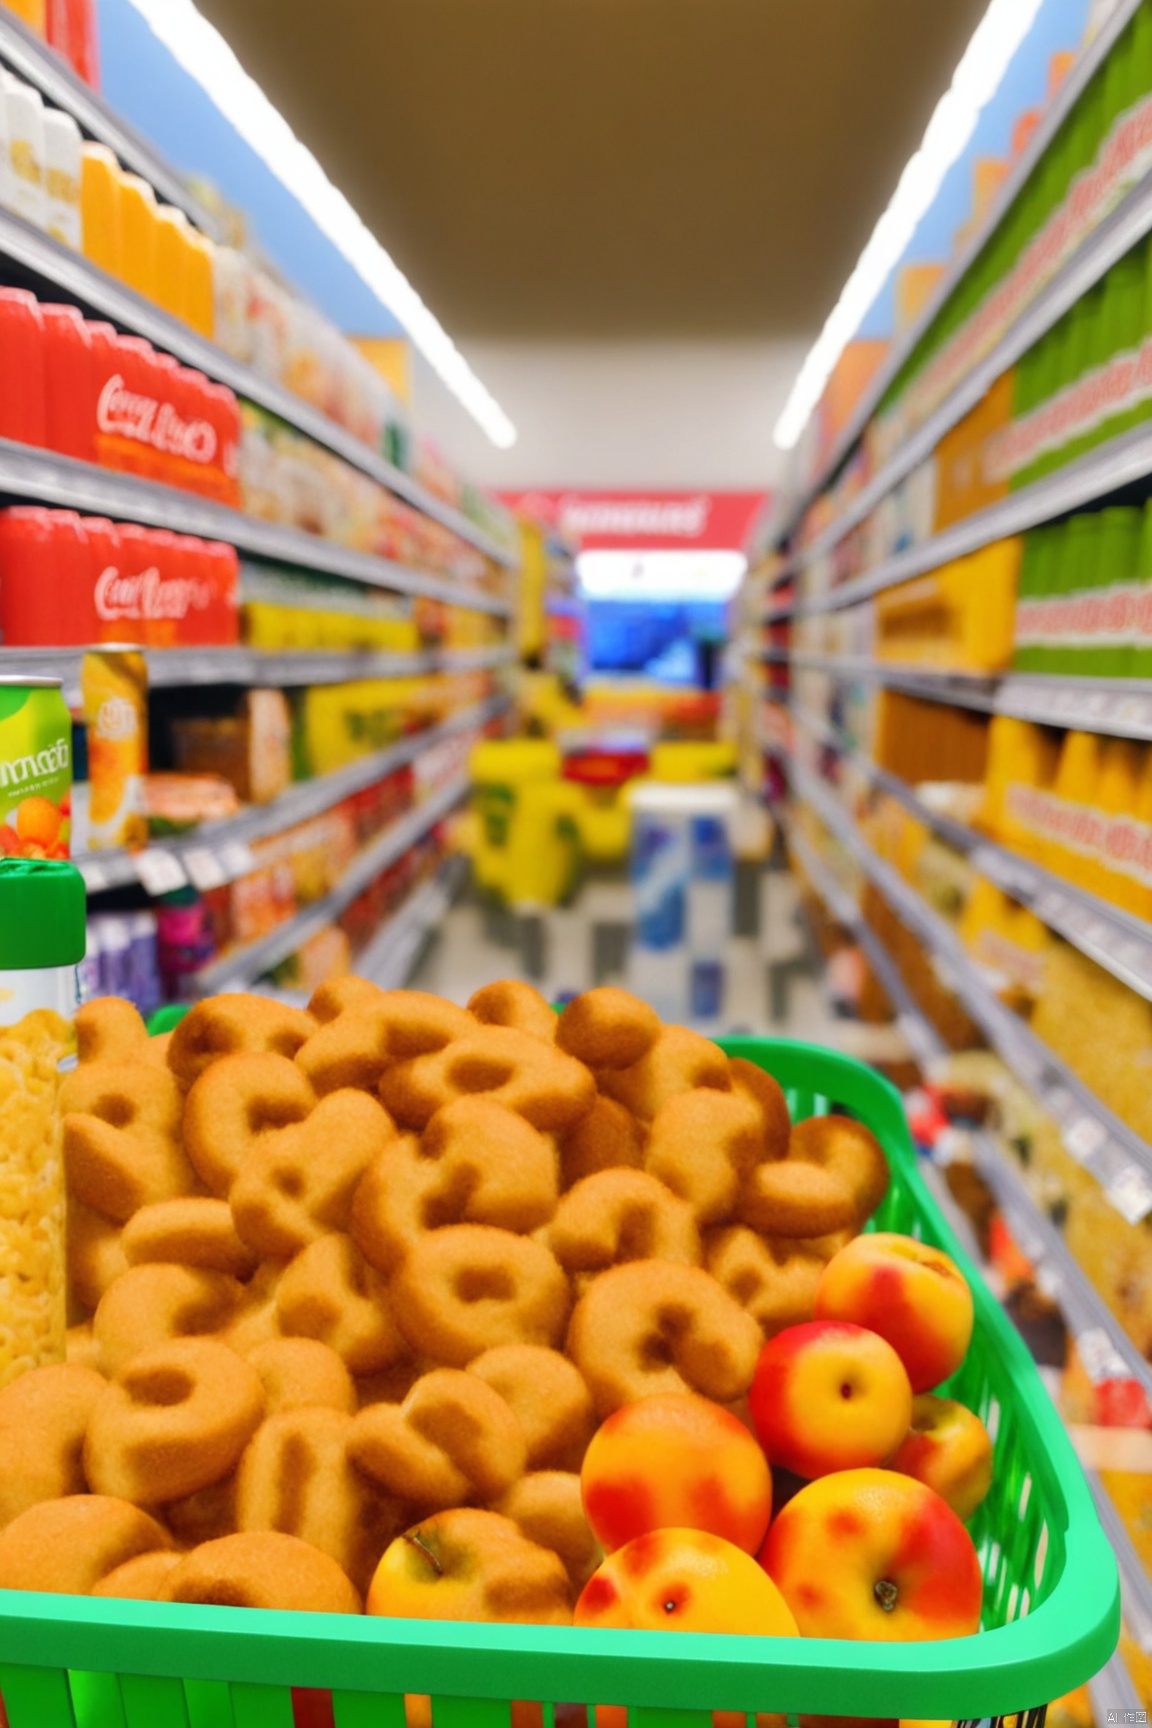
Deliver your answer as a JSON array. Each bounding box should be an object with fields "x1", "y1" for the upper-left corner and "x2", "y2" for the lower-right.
[
  {"x1": 366, "y1": 1508, "x2": 570, "y2": 1624},
  {"x1": 0, "y1": 1363, "x2": 107, "y2": 1529},
  {"x1": 546, "y1": 1170, "x2": 701, "y2": 1277},
  {"x1": 705, "y1": 1226, "x2": 849, "y2": 1337},
  {"x1": 164, "y1": 1531, "x2": 362, "y2": 1613},
  {"x1": 297, "y1": 988, "x2": 475, "y2": 1095},
  {"x1": 390, "y1": 1226, "x2": 571, "y2": 1366},
  {"x1": 566, "y1": 1259, "x2": 762, "y2": 1417},
  {"x1": 92, "y1": 1550, "x2": 183, "y2": 1600},
  {"x1": 737, "y1": 1160, "x2": 857, "y2": 1238},
  {"x1": 163, "y1": 1474, "x2": 237, "y2": 1546},
  {"x1": 555, "y1": 988, "x2": 661, "y2": 1070},
  {"x1": 644, "y1": 1089, "x2": 765, "y2": 1224},
  {"x1": 276, "y1": 1234, "x2": 407, "y2": 1375},
  {"x1": 181, "y1": 1052, "x2": 316, "y2": 1198},
  {"x1": 68, "y1": 1201, "x2": 130, "y2": 1310},
  {"x1": 244, "y1": 1338, "x2": 356, "y2": 1415},
  {"x1": 559, "y1": 1094, "x2": 645, "y2": 1189},
  {"x1": 729, "y1": 1058, "x2": 792, "y2": 1158},
  {"x1": 380, "y1": 1026, "x2": 595, "y2": 1134},
  {"x1": 167, "y1": 995, "x2": 316, "y2": 1086},
  {"x1": 66, "y1": 1323, "x2": 102, "y2": 1372},
  {"x1": 222, "y1": 1261, "x2": 285, "y2": 1357},
  {"x1": 790, "y1": 1115, "x2": 890, "y2": 1225},
  {"x1": 0, "y1": 1495, "x2": 172, "y2": 1595},
  {"x1": 598, "y1": 1026, "x2": 731, "y2": 1121},
  {"x1": 351, "y1": 1100, "x2": 558, "y2": 1274},
  {"x1": 93, "y1": 1263, "x2": 246, "y2": 1377},
  {"x1": 467, "y1": 1346, "x2": 596, "y2": 1472},
  {"x1": 121, "y1": 1197, "x2": 258, "y2": 1279},
  {"x1": 75, "y1": 997, "x2": 153, "y2": 1066},
  {"x1": 235, "y1": 1405, "x2": 403, "y2": 1591},
  {"x1": 62, "y1": 1062, "x2": 194, "y2": 1223},
  {"x1": 468, "y1": 981, "x2": 557, "y2": 1043},
  {"x1": 348, "y1": 1368, "x2": 526, "y2": 1506},
  {"x1": 308, "y1": 975, "x2": 389, "y2": 1021},
  {"x1": 85, "y1": 1336, "x2": 266, "y2": 1505},
  {"x1": 496, "y1": 1471, "x2": 599, "y2": 1588}
]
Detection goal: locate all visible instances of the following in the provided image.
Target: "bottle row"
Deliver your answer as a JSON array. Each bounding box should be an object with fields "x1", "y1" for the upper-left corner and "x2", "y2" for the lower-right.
[{"x1": 5, "y1": 0, "x2": 99, "y2": 86}]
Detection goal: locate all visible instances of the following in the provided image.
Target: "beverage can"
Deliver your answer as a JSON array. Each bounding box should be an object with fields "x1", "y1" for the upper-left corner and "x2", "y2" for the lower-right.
[
  {"x1": 0, "y1": 677, "x2": 73, "y2": 859},
  {"x1": 80, "y1": 646, "x2": 148, "y2": 852}
]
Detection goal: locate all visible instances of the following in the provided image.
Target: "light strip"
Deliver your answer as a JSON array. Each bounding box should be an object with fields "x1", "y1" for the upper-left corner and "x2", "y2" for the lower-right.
[
  {"x1": 123, "y1": 0, "x2": 518, "y2": 449},
  {"x1": 772, "y1": 0, "x2": 1044, "y2": 452}
]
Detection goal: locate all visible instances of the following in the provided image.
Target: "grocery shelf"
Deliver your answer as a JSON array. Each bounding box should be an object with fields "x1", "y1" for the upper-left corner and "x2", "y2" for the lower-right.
[
  {"x1": 356, "y1": 853, "x2": 468, "y2": 990},
  {"x1": 0, "y1": 9, "x2": 221, "y2": 237},
  {"x1": 1085, "y1": 1470, "x2": 1152, "y2": 1656},
  {"x1": 76, "y1": 693, "x2": 509, "y2": 896},
  {"x1": 0, "y1": 439, "x2": 513, "y2": 616},
  {"x1": 191, "y1": 770, "x2": 469, "y2": 993},
  {"x1": 0, "y1": 209, "x2": 517, "y2": 570},
  {"x1": 786, "y1": 755, "x2": 1152, "y2": 1224},
  {"x1": 773, "y1": 0, "x2": 1144, "y2": 552},
  {"x1": 1087, "y1": 1650, "x2": 1149, "y2": 1719}
]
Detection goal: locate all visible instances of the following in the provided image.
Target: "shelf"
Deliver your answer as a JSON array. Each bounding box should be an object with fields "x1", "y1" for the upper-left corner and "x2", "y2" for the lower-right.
[
  {"x1": 1087, "y1": 1650, "x2": 1149, "y2": 1718},
  {"x1": 772, "y1": 0, "x2": 1144, "y2": 551},
  {"x1": 786, "y1": 756, "x2": 1152, "y2": 1224},
  {"x1": 191, "y1": 770, "x2": 469, "y2": 993},
  {"x1": 356, "y1": 853, "x2": 467, "y2": 990},
  {"x1": 0, "y1": 207, "x2": 517, "y2": 571},
  {"x1": 0, "y1": 10, "x2": 220, "y2": 237},
  {"x1": 0, "y1": 439, "x2": 513, "y2": 615},
  {"x1": 1085, "y1": 1470, "x2": 1152, "y2": 1657},
  {"x1": 76, "y1": 693, "x2": 508, "y2": 896}
]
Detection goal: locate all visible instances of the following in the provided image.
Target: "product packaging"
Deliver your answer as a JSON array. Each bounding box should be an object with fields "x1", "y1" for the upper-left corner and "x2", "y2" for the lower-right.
[
  {"x1": 0, "y1": 675, "x2": 72, "y2": 859},
  {"x1": 80, "y1": 646, "x2": 148, "y2": 852}
]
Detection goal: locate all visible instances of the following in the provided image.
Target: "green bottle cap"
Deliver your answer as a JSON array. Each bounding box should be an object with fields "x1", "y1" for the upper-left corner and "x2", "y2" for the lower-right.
[{"x1": 0, "y1": 860, "x2": 86, "y2": 970}]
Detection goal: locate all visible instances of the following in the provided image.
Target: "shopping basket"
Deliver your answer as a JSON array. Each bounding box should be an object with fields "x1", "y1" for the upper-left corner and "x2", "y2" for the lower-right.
[{"x1": 0, "y1": 1036, "x2": 1120, "y2": 1728}]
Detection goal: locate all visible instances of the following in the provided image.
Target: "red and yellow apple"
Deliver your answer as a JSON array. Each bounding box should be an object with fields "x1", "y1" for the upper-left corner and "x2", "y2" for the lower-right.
[
  {"x1": 576, "y1": 1527, "x2": 798, "y2": 1635},
  {"x1": 581, "y1": 1391, "x2": 773, "y2": 1555},
  {"x1": 814, "y1": 1234, "x2": 973, "y2": 1394},
  {"x1": 366, "y1": 1509, "x2": 571, "y2": 1623},
  {"x1": 888, "y1": 1395, "x2": 993, "y2": 1522},
  {"x1": 760, "y1": 1468, "x2": 983, "y2": 1641},
  {"x1": 749, "y1": 1321, "x2": 913, "y2": 1479}
]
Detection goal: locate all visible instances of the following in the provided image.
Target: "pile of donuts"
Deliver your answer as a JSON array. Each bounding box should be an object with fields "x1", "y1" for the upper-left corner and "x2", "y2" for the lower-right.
[{"x1": 0, "y1": 980, "x2": 890, "y2": 1617}]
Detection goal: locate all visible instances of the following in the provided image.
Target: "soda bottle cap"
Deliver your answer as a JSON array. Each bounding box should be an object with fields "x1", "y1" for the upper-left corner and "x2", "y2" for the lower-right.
[{"x1": 0, "y1": 860, "x2": 86, "y2": 969}]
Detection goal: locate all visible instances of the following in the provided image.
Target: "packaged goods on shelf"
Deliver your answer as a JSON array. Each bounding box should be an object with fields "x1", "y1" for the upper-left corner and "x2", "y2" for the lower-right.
[
  {"x1": 875, "y1": 539, "x2": 1020, "y2": 671},
  {"x1": 4, "y1": 0, "x2": 100, "y2": 85},
  {"x1": 80, "y1": 645, "x2": 147, "y2": 853},
  {"x1": 239, "y1": 565, "x2": 421, "y2": 655},
  {"x1": 1013, "y1": 504, "x2": 1152, "y2": 678},
  {"x1": 80, "y1": 909, "x2": 162, "y2": 1015},
  {"x1": 171, "y1": 688, "x2": 292, "y2": 806}
]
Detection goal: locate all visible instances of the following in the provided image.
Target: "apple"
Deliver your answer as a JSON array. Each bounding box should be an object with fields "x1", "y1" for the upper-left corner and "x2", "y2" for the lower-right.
[
  {"x1": 814, "y1": 1234, "x2": 973, "y2": 1394},
  {"x1": 749, "y1": 1321, "x2": 913, "y2": 1479}
]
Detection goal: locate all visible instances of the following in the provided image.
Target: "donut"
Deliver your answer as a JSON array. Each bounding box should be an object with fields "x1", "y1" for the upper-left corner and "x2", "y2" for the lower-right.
[
  {"x1": 790, "y1": 1115, "x2": 890, "y2": 1225},
  {"x1": 0, "y1": 1364, "x2": 106, "y2": 1528},
  {"x1": 738, "y1": 1115, "x2": 888, "y2": 1239},
  {"x1": 351, "y1": 1100, "x2": 558, "y2": 1274},
  {"x1": 93, "y1": 1264, "x2": 246, "y2": 1377},
  {"x1": 705, "y1": 1227, "x2": 850, "y2": 1337},
  {"x1": 163, "y1": 1474, "x2": 237, "y2": 1546},
  {"x1": 555, "y1": 989, "x2": 661, "y2": 1070},
  {"x1": 559, "y1": 1095, "x2": 645, "y2": 1190},
  {"x1": 546, "y1": 1170, "x2": 701, "y2": 1277},
  {"x1": 566, "y1": 1260, "x2": 762, "y2": 1418},
  {"x1": 235, "y1": 1405, "x2": 403, "y2": 1591},
  {"x1": 298, "y1": 988, "x2": 475, "y2": 1095},
  {"x1": 380, "y1": 1026, "x2": 595, "y2": 1134},
  {"x1": 348, "y1": 1368, "x2": 526, "y2": 1506},
  {"x1": 222, "y1": 1261, "x2": 285, "y2": 1357},
  {"x1": 92, "y1": 1550, "x2": 183, "y2": 1600},
  {"x1": 497, "y1": 1471, "x2": 599, "y2": 1587},
  {"x1": 467, "y1": 1346, "x2": 596, "y2": 1472},
  {"x1": 84, "y1": 1336, "x2": 266, "y2": 1505},
  {"x1": 167, "y1": 995, "x2": 316, "y2": 1086},
  {"x1": 0, "y1": 1495, "x2": 172, "y2": 1595},
  {"x1": 164, "y1": 1531, "x2": 362, "y2": 1613},
  {"x1": 229, "y1": 1088, "x2": 394, "y2": 1259},
  {"x1": 243, "y1": 1338, "x2": 356, "y2": 1414},
  {"x1": 366, "y1": 1508, "x2": 571, "y2": 1624},
  {"x1": 644, "y1": 1089, "x2": 764, "y2": 1223},
  {"x1": 120, "y1": 1197, "x2": 258, "y2": 1280},
  {"x1": 598, "y1": 1026, "x2": 731, "y2": 1121},
  {"x1": 68, "y1": 1201, "x2": 130, "y2": 1310},
  {"x1": 182, "y1": 1052, "x2": 316, "y2": 1198},
  {"x1": 729, "y1": 1058, "x2": 792, "y2": 1157},
  {"x1": 468, "y1": 981, "x2": 557, "y2": 1043},
  {"x1": 66, "y1": 1323, "x2": 102, "y2": 1372},
  {"x1": 62, "y1": 1062, "x2": 194, "y2": 1223},
  {"x1": 75, "y1": 997, "x2": 154, "y2": 1066},
  {"x1": 390, "y1": 1226, "x2": 571, "y2": 1366},
  {"x1": 276, "y1": 1234, "x2": 408, "y2": 1375}
]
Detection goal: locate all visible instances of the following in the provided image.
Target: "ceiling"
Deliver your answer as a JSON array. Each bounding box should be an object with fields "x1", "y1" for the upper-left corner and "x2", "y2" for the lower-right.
[{"x1": 193, "y1": 0, "x2": 987, "y2": 343}]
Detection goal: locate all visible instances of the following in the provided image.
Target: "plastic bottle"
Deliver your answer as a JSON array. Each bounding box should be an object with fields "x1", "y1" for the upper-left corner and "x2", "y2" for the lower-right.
[
  {"x1": 41, "y1": 108, "x2": 80, "y2": 249},
  {"x1": 1048, "y1": 511, "x2": 1100, "y2": 676},
  {"x1": 80, "y1": 142, "x2": 121, "y2": 277},
  {"x1": 183, "y1": 228, "x2": 216, "y2": 339},
  {"x1": 0, "y1": 507, "x2": 96, "y2": 646},
  {"x1": 4, "y1": 72, "x2": 46, "y2": 230},
  {"x1": 1048, "y1": 730, "x2": 1105, "y2": 889},
  {"x1": 154, "y1": 203, "x2": 189, "y2": 323},
  {"x1": 1094, "y1": 736, "x2": 1145, "y2": 906},
  {"x1": 40, "y1": 301, "x2": 94, "y2": 462},
  {"x1": 1085, "y1": 504, "x2": 1141, "y2": 678},
  {"x1": 117, "y1": 171, "x2": 158, "y2": 303},
  {"x1": 0, "y1": 287, "x2": 46, "y2": 447}
]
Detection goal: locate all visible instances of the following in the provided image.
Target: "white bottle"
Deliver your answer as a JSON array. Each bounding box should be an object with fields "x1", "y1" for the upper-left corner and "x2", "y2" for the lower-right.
[
  {"x1": 42, "y1": 108, "x2": 81, "y2": 248},
  {"x1": 4, "y1": 73, "x2": 46, "y2": 230}
]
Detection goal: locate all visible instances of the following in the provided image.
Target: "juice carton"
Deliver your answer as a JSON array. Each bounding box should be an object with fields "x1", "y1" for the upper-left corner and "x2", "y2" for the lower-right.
[
  {"x1": 117, "y1": 171, "x2": 159, "y2": 304},
  {"x1": 80, "y1": 647, "x2": 148, "y2": 853},
  {"x1": 155, "y1": 204, "x2": 189, "y2": 324},
  {"x1": 80, "y1": 143, "x2": 121, "y2": 278}
]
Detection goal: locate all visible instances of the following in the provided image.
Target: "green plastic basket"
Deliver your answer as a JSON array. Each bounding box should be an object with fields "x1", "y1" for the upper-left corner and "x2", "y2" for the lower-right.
[{"x1": 0, "y1": 1036, "x2": 1120, "y2": 1728}]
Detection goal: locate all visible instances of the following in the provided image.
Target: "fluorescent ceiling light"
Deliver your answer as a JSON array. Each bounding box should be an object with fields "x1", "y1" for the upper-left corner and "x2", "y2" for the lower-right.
[
  {"x1": 578, "y1": 550, "x2": 747, "y2": 602},
  {"x1": 772, "y1": 0, "x2": 1044, "y2": 452},
  {"x1": 123, "y1": 0, "x2": 517, "y2": 450}
]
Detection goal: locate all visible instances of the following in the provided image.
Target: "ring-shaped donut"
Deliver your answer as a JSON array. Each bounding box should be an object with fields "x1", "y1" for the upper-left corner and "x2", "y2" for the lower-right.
[{"x1": 389, "y1": 1225, "x2": 571, "y2": 1365}]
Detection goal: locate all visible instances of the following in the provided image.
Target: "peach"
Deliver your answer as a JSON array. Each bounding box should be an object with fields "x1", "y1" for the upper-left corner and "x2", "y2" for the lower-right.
[
  {"x1": 576, "y1": 1527, "x2": 798, "y2": 1635},
  {"x1": 814, "y1": 1234, "x2": 973, "y2": 1394},
  {"x1": 581, "y1": 1391, "x2": 773, "y2": 1555},
  {"x1": 888, "y1": 1395, "x2": 993, "y2": 1522},
  {"x1": 366, "y1": 1509, "x2": 571, "y2": 1624},
  {"x1": 760, "y1": 1468, "x2": 983, "y2": 1641},
  {"x1": 15, "y1": 796, "x2": 61, "y2": 850},
  {"x1": 749, "y1": 1321, "x2": 912, "y2": 1479}
]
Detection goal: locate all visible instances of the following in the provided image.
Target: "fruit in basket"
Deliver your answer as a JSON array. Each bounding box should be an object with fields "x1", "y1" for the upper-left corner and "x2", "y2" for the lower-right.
[
  {"x1": 888, "y1": 1395, "x2": 993, "y2": 1522},
  {"x1": 760, "y1": 1469, "x2": 983, "y2": 1641},
  {"x1": 366, "y1": 1509, "x2": 573, "y2": 1623},
  {"x1": 575, "y1": 1528, "x2": 798, "y2": 1635},
  {"x1": 814, "y1": 1234, "x2": 974, "y2": 1393},
  {"x1": 748, "y1": 1322, "x2": 913, "y2": 1478},
  {"x1": 580, "y1": 1391, "x2": 773, "y2": 1555}
]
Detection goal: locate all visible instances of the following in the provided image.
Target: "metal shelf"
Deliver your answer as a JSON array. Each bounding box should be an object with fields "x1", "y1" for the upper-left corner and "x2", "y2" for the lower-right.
[
  {"x1": 1085, "y1": 1470, "x2": 1152, "y2": 1657},
  {"x1": 77, "y1": 694, "x2": 508, "y2": 896},
  {"x1": 356, "y1": 853, "x2": 467, "y2": 990},
  {"x1": 0, "y1": 439, "x2": 513, "y2": 616},
  {"x1": 191, "y1": 771, "x2": 469, "y2": 993},
  {"x1": 788, "y1": 756, "x2": 1152, "y2": 1223},
  {"x1": 772, "y1": 0, "x2": 1143, "y2": 549}
]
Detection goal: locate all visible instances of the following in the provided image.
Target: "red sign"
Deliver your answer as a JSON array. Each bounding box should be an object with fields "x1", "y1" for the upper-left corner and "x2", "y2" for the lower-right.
[{"x1": 499, "y1": 490, "x2": 769, "y2": 552}]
